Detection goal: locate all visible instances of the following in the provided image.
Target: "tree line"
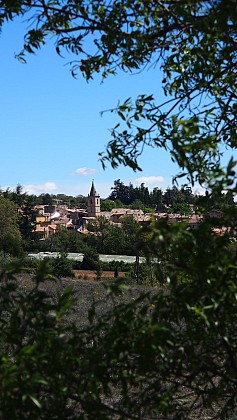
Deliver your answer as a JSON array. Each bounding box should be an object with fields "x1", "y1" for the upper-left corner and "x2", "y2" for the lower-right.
[{"x1": 106, "y1": 178, "x2": 194, "y2": 213}]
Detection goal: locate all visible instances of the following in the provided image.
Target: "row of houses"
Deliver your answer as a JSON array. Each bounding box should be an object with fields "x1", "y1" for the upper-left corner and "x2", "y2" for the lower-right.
[{"x1": 35, "y1": 182, "x2": 206, "y2": 239}]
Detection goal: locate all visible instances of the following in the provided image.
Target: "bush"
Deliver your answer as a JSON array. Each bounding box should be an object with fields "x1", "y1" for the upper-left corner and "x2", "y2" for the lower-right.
[
  {"x1": 81, "y1": 248, "x2": 100, "y2": 270},
  {"x1": 0, "y1": 261, "x2": 78, "y2": 417},
  {"x1": 49, "y1": 253, "x2": 74, "y2": 278}
]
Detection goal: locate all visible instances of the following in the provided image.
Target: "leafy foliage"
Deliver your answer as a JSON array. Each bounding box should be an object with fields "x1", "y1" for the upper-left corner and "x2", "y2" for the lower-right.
[
  {"x1": 0, "y1": 261, "x2": 77, "y2": 418},
  {"x1": 1, "y1": 1, "x2": 236, "y2": 185},
  {"x1": 0, "y1": 236, "x2": 237, "y2": 419},
  {"x1": 81, "y1": 247, "x2": 100, "y2": 270},
  {"x1": 48, "y1": 252, "x2": 74, "y2": 277},
  {"x1": 109, "y1": 179, "x2": 195, "y2": 211},
  {"x1": 1, "y1": 1, "x2": 237, "y2": 418},
  {"x1": 0, "y1": 197, "x2": 22, "y2": 256}
]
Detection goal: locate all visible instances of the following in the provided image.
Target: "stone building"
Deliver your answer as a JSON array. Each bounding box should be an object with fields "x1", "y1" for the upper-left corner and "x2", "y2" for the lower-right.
[{"x1": 87, "y1": 181, "x2": 100, "y2": 217}]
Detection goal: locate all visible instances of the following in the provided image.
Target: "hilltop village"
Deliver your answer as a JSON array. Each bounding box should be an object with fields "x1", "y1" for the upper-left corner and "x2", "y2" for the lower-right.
[
  {"x1": 34, "y1": 181, "x2": 229, "y2": 240},
  {"x1": 1, "y1": 180, "x2": 234, "y2": 261}
]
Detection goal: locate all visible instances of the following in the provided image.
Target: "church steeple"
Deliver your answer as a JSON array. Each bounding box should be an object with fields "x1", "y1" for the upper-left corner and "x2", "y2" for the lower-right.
[
  {"x1": 89, "y1": 180, "x2": 97, "y2": 197},
  {"x1": 87, "y1": 181, "x2": 100, "y2": 217}
]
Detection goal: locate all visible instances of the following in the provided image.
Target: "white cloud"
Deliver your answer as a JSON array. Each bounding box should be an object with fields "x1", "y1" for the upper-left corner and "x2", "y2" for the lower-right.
[
  {"x1": 43, "y1": 182, "x2": 58, "y2": 191},
  {"x1": 24, "y1": 182, "x2": 57, "y2": 195},
  {"x1": 75, "y1": 167, "x2": 96, "y2": 176},
  {"x1": 136, "y1": 176, "x2": 165, "y2": 185}
]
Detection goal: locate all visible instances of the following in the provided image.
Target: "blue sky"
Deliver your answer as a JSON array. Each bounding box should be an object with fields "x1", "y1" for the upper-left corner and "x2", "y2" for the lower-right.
[{"x1": 0, "y1": 18, "x2": 192, "y2": 198}]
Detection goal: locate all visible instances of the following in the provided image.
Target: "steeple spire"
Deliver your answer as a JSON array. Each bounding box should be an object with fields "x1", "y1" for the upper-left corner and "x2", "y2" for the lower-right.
[{"x1": 89, "y1": 180, "x2": 97, "y2": 196}]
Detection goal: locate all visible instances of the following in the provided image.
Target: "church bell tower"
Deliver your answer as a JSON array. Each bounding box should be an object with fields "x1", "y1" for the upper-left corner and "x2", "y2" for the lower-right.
[{"x1": 87, "y1": 181, "x2": 100, "y2": 217}]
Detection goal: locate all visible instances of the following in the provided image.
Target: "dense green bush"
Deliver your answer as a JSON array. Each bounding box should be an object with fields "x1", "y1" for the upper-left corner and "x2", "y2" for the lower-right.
[
  {"x1": 80, "y1": 248, "x2": 100, "y2": 270},
  {"x1": 48, "y1": 253, "x2": 75, "y2": 278}
]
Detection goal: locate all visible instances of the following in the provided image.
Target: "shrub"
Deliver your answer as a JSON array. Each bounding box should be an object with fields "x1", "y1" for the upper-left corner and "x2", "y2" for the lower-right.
[
  {"x1": 81, "y1": 248, "x2": 100, "y2": 270},
  {"x1": 49, "y1": 253, "x2": 74, "y2": 278}
]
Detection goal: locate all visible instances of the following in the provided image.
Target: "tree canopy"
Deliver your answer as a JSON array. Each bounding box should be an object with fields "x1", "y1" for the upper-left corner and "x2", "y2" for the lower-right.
[
  {"x1": 0, "y1": 0, "x2": 236, "y2": 189},
  {"x1": 0, "y1": 197, "x2": 22, "y2": 256}
]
